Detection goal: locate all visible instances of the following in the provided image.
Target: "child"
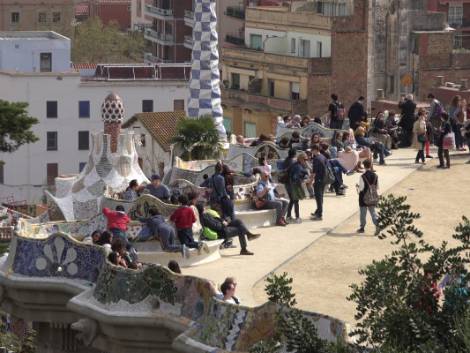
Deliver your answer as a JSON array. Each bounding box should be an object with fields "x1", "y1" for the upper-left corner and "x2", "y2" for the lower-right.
[
  {"x1": 102, "y1": 206, "x2": 130, "y2": 243},
  {"x1": 170, "y1": 195, "x2": 207, "y2": 252}
]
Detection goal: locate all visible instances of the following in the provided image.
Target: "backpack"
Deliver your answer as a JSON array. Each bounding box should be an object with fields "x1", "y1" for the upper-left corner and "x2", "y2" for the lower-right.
[
  {"x1": 362, "y1": 174, "x2": 379, "y2": 206},
  {"x1": 251, "y1": 185, "x2": 267, "y2": 209},
  {"x1": 323, "y1": 161, "x2": 336, "y2": 187}
]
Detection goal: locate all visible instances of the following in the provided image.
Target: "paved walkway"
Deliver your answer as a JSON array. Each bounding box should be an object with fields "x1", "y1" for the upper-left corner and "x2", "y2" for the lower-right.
[{"x1": 186, "y1": 148, "x2": 422, "y2": 307}]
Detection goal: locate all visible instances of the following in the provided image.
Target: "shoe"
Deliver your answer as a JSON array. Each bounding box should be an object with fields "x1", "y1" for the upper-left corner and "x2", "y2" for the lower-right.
[
  {"x1": 286, "y1": 216, "x2": 293, "y2": 222},
  {"x1": 310, "y1": 215, "x2": 322, "y2": 221},
  {"x1": 426, "y1": 155, "x2": 433, "y2": 159},
  {"x1": 240, "y1": 249, "x2": 254, "y2": 256},
  {"x1": 445, "y1": 165, "x2": 450, "y2": 169},
  {"x1": 437, "y1": 165, "x2": 446, "y2": 169},
  {"x1": 311, "y1": 212, "x2": 318, "y2": 217},
  {"x1": 292, "y1": 218, "x2": 302, "y2": 224},
  {"x1": 379, "y1": 161, "x2": 386, "y2": 166},
  {"x1": 281, "y1": 217, "x2": 289, "y2": 225},
  {"x1": 415, "y1": 160, "x2": 420, "y2": 164},
  {"x1": 374, "y1": 228, "x2": 380, "y2": 236},
  {"x1": 222, "y1": 241, "x2": 237, "y2": 249},
  {"x1": 203, "y1": 242, "x2": 210, "y2": 253},
  {"x1": 247, "y1": 233, "x2": 261, "y2": 241},
  {"x1": 466, "y1": 160, "x2": 470, "y2": 164},
  {"x1": 336, "y1": 191, "x2": 346, "y2": 196},
  {"x1": 357, "y1": 228, "x2": 365, "y2": 234},
  {"x1": 276, "y1": 220, "x2": 287, "y2": 227},
  {"x1": 341, "y1": 184, "x2": 349, "y2": 189}
]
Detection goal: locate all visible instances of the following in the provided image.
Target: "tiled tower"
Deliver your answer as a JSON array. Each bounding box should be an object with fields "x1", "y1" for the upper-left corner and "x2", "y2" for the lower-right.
[{"x1": 187, "y1": 0, "x2": 227, "y2": 142}]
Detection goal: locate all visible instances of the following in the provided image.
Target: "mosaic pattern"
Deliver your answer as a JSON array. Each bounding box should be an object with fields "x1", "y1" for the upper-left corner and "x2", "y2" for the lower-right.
[
  {"x1": 12, "y1": 234, "x2": 105, "y2": 283},
  {"x1": 227, "y1": 142, "x2": 288, "y2": 161},
  {"x1": 127, "y1": 194, "x2": 178, "y2": 219},
  {"x1": 187, "y1": 0, "x2": 226, "y2": 142},
  {"x1": 277, "y1": 121, "x2": 348, "y2": 142},
  {"x1": 101, "y1": 93, "x2": 124, "y2": 123}
]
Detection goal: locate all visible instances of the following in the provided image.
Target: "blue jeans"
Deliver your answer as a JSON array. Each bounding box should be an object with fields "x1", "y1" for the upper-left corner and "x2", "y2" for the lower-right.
[
  {"x1": 177, "y1": 228, "x2": 199, "y2": 249},
  {"x1": 135, "y1": 225, "x2": 153, "y2": 242},
  {"x1": 360, "y1": 207, "x2": 378, "y2": 228}
]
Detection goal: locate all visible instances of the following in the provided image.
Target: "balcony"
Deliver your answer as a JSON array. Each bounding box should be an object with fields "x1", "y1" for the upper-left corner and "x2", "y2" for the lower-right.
[
  {"x1": 225, "y1": 6, "x2": 245, "y2": 19},
  {"x1": 144, "y1": 28, "x2": 175, "y2": 45},
  {"x1": 184, "y1": 35, "x2": 193, "y2": 49},
  {"x1": 222, "y1": 89, "x2": 308, "y2": 114},
  {"x1": 145, "y1": 4, "x2": 174, "y2": 20},
  {"x1": 225, "y1": 34, "x2": 244, "y2": 46},
  {"x1": 184, "y1": 10, "x2": 194, "y2": 27}
]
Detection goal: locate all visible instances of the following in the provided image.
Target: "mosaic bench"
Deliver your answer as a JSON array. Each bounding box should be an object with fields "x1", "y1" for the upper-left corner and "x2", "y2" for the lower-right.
[{"x1": 277, "y1": 122, "x2": 349, "y2": 143}]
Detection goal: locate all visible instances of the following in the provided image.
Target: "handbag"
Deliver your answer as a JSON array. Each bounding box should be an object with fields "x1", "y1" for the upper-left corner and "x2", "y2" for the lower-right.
[
  {"x1": 442, "y1": 132, "x2": 455, "y2": 150},
  {"x1": 417, "y1": 134, "x2": 427, "y2": 143}
]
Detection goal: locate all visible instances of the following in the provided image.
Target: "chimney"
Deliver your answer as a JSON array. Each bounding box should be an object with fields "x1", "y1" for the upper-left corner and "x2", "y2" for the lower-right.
[
  {"x1": 435, "y1": 75, "x2": 444, "y2": 87},
  {"x1": 460, "y1": 79, "x2": 468, "y2": 91},
  {"x1": 101, "y1": 93, "x2": 124, "y2": 153},
  {"x1": 376, "y1": 89, "x2": 385, "y2": 100}
]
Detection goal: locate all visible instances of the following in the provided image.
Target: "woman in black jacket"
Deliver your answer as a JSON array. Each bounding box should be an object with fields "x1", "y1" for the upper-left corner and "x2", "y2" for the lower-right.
[
  {"x1": 196, "y1": 203, "x2": 260, "y2": 255},
  {"x1": 437, "y1": 113, "x2": 452, "y2": 169}
]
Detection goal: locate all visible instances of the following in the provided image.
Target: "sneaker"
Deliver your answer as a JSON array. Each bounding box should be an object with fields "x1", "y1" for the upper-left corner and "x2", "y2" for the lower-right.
[
  {"x1": 426, "y1": 155, "x2": 433, "y2": 159},
  {"x1": 311, "y1": 212, "x2": 318, "y2": 217},
  {"x1": 310, "y1": 215, "x2": 322, "y2": 221},
  {"x1": 247, "y1": 233, "x2": 261, "y2": 241},
  {"x1": 240, "y1": 249, "x2": 254, "y2": 256},
  {"x1": 286, "y1": 216, "x2": 293, "y2": 223},
  {"x1": 336, "y1": 191, "x2": 346, "y2": 196},
  {"x1": 437, "y1": 165, "x2": 446, "y2": 169},
  {"x1": 357, "y1": 228, "x2": 365, "y2": 234},
  {"x1": 293, "y1": 218, "x2": 302, "y2": 224}
]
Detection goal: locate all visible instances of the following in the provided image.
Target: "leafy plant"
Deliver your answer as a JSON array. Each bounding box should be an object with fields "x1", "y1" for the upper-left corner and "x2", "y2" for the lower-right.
[
  {"x1": 172, "y1": 116, "x2": 222, "y2": 160},
  {"x1": 348, "y1": 194, "x2": 470, "y2": 352},
  {"x1": 265, "y1": 272, "x2": 297, "y2": 307}
]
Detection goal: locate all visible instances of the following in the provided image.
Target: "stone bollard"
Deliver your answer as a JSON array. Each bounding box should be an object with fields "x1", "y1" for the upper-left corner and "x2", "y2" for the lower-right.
[
  {"x1": 460, "y1": 79, "x2": 468, "y2": 91},
  {"x1": 376, "y1": 89, "x2": 385, "y2": 100},
  {"x1": 436, "y1": 75, "x2": 444, "y2": 87}
]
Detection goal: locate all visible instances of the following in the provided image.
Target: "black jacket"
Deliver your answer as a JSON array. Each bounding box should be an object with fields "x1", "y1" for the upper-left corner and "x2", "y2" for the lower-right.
[{"x1": 348, "y1": 102, "x2": 366, "y2": 128}]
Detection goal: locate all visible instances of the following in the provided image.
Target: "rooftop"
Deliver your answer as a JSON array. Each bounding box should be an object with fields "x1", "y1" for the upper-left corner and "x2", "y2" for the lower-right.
[
  {"x1": 122, "y1": 111, "x2": 186, "y2": 152},
  {"x1": 0, "y1": 31, "x2": 69, "y2": 41}
]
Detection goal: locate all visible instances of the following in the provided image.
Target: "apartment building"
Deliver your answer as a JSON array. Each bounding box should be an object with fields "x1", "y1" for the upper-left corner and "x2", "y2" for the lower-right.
[
  {"x1": 131, "y1": 0, "x2": 153, "y2": 30},
  {"x1": 143, "y1": 0, "x2": 193, "y2": 64},
  {"x1": 221, "y1": 4, "x2": 333, "y2": 137},
  {"x1": 428, "y1": 0, "x2": 470, "y2": 49},
  {"x1": 0, "y1": 31, "x2": 189, "y2": 203},
  {"x1": 0, "y1": 0, "x2": 74, "y2": 32}
]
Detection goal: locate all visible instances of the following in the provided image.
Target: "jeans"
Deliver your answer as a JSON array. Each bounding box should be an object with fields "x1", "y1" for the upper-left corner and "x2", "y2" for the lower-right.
[
  {"x1": 263, "y1": 199, "x2": 288, "y2": 222},
  {"x1": 221, "y1": 197, "x2": 235, "y2": 220},
  {"x1": 285, "y1": 183, "x2": 299, "y2": 219},
  {"x1": 330, "y1": 119, "x2": 343, "y2": 130},
  {"x1": 110, "y1": 228, "x2": 128, "y2": 244},
  {"x1": 415, "y1": 143, "x2": 425, "y2": 163},
  {"x1": 159, "y1": 225, "x2": 182, "y2": 252},
  {"x1": 329, "y1": 160, "x2": 346, "y2": 193},
  {"x1": 177, "y1": 228, "x2": 199, "y2": 249},
  {"x1": 313, "y1": 182, "x2": 324, "y2": 217},
  {"x1": 372, "y1": 143, "x2": 387, "y2": 163},
  {"x1": 360, "y1": 206, "x2": 378, "y2": 228},
  {"x1": 223, "y1": 219, "x2": 249, "y2": 250},
  {"x1": 438, "y1": 147, "x2": 450, "y2": 167}
]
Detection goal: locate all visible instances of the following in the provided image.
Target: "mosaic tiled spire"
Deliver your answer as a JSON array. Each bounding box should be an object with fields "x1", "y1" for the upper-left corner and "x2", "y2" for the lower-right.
[{"x1": 187, "y1": 0, "x2": 227, "y2": 142}]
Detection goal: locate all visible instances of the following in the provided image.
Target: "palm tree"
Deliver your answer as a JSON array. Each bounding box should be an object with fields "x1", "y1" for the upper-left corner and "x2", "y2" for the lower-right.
[{"x1": 172, "y1": 115, "x2": 223, "y2": 160}]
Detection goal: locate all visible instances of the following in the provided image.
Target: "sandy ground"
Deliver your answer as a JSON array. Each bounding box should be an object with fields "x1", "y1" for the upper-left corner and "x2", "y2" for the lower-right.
[{"x1": 252, "y1": 152, "x2": 470, "y2": 324}]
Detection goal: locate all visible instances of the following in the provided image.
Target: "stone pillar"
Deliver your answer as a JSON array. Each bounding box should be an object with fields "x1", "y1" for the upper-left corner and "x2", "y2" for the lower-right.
[
  {"x1": 376, "y1": 89, "x2": 385, "y2": 100},
  {"x1": 435, "y1": 75, "x2": 444, "y2": 87},
  {"x1": 101, "y1": 93, "x2": 124, "y2": 153},
  {"x1": 460, "y1": 79, "x2": 468, "y2": 91}
]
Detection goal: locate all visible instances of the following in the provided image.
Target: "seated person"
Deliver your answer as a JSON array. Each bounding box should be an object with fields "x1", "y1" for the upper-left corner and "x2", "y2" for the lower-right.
[
  {"x1": 355, "y1": 126, "x2": 389, "y2": 166},
  {"x1": 384, "y1": 110, "x2": 400, "y2": 149},
  {"x1": 103, "y1": 206, "x2": 130, "y2": 242},
  {"x1": 215, "y1": 277, "x2": 240, "y2": 304},
  {"x1": 289, "y1": 131, "x2": 304, "y2": 149},
  {"x1": 220, "y1": 281, "x2": 238, "y2": 304},
  {"x1": 168, "y1": 260, "x2": 181, "y2": 274},
  {"x1": 301, "y1": 115, "x2": 311, "y2": 128},
  {"x1": 108, "y1": 251, "x2": 128, "y2": 268},
  {"x1": 196, "y1": 203, "x2": 260, "y2": 255},
  {"x1": 122, "y1": 179, "x2": 142, "y2": 201},
  {"x1": 331, "y1": 131, "x2": 345, "y2": 152},
  {"x1": 95, "y1": 231, "x2": 113, "y2": 255},
  {"x1": 170, "y1": 195, "x2": 208, "y2": 252},
  {"x1": 137, "y1": 207, "x2": 185, "y2": 254},
  {"x1": 250, "y1": 134, "x2": 271, "y2": 147},
  {"x1": 310, "y1": 133, "x2": 322, "y2": 147},
  {"x1": 145, "y1": 174, "x2": 170, "y2": 202},
  {"x1": 235, "y1": 135, "x2": 247, "y2": 146},
  {"x1": 313, "y1": 116, "x2": 323, "y2": 125},
  {"x1": 278, "y1": 136, "x2": 290, "y2": 149},
  {"x1": 371, "y1": 112, "x2": 392, "y2": 150},
  {"x1": 287, "y1": 115, "x2": 302, "y2": 129},
  {"x1": 255, "y1": 171, "x2": 288, "y2": 227},
  {"x1": 83, "y1": 230, "x2": 101, "y2": 244},
  {"x1": 111, "y1": 239, "x2": 142, "y2": 270}
]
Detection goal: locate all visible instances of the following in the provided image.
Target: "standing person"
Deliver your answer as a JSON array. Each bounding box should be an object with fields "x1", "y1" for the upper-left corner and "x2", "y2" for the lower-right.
[
  {"x1": 437, "y1": 112, "x2": 452, "y2": 169},
  {"x1": 145, "y1": 175, "x2": 171, "y2": 202},
  {"x1": 310, "y1": 144, "x2": 327, "y2": 221},
  {"x1": 425, "y1": 113, "x2": 434, "y2": 159},
  {"x1": 287, "y1": 152, "x2": 308, "y2": 223},
  {"x1": 328, "y1": 94, "x2": 345, "y2": 130},
  {"x1": 209, "y1": 162, "x2": 235, "y2": 220},
  {"x1": 428, "y1": 93, "x2": 444, "y2": 137},
  {"x1": 398, "y1": 94, "x2": 417, "y2": 147},
  {"x1": 170, "y1": 195, "x2": 206, "y2": 251},
  {"x1": 449, "y1": 95, "x2": 465, "y2": 151},
  {"x1": 413, "y1": 109, "x2": 427, "y2": 164},
  {"x1": 102, "y1": 206, "x2": 130, "y2": 243},
  {"x1": 348, "y1": 96, "x2": 367, "y2": 131},
  {"x1": 280, "y1": 149, "x2": 296, "y2": 218},
  {"x1": 357, "y1": 159, "x2": 379, "y2": 234}
]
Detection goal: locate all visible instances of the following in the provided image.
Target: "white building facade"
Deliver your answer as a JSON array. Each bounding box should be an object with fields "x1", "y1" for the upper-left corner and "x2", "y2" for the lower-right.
[{"x1": 0, "y1": 32, "x2": 189, "y2": 204}]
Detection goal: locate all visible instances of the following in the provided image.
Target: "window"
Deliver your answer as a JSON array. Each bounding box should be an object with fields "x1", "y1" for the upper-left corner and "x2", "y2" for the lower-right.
[
  {"x1": 142, "y1": 100, "x2": 153, "y2": 112},
  {"x1": 317, "y1": 41, "x2": 323, "y2": 58},
  {"x1": 47, "y1": 132, "x2": 58, "y2": 151},
  {"x1": 78, "y1": 101, "x2": 90, "y2": 118},
  {"x1": 448, "y1": 4, "x2": 463, "y2": 27},
  {"x1": 78, "y1": 131, "x2": 90, "y2": 150},
  {"x1": 40, "y1": 53, "x2": 52, "y2": 72},
  {"x1": 52, "y1": 12, "x2": 61, "y2": 23},
  {"x1": 250, "y1": 34, "x2": 262, "y2": 50},
  {"x1": 173, "y1": 99, "x2": 185, "y2": 111},
  {"x1": 223, "y1": 117, "x2": 232, "y2": 134},
  {"x1": 140, "y1": 134, "x2": 146, "y2": 147},
  {"x1": 291, "y1": 38, "x2": 296, "y2": 54},
  {"x1": 11, "y1": 12, "x2": 19, "y2": 23},
  {"x1": 291, "y1": 82, "x2": 300, "y2": 100},
  {"x1": 46, "y1": 101, "x2": 58, "y2": 118},
  {"x1": 454, "y1": 34, "x2": 463, "y2": 49},
  {"x1": 244, "y1": 122, "x2": 257, "y2": 138},
  {"x1": 79, "y1": 162, "x2": 86, "y2": 172},
  {"x1": 0, "y1": 162, "x2": 4, "y2": 184},
  {"x1": 231, "y1": 73, "x2": 240, "y2": 89},
  {"x1": 299, "y1": 39, "x2": 311, "y2": 58},
  {"x1": 38, "y1": 12, "x2": 47, "y2": 23},
  {"x1": 268, "y1": 79, "x2": 275, "y2": 97},
  {"x1": 47, "y1": 163, "x2": 58, "y2": 185}
]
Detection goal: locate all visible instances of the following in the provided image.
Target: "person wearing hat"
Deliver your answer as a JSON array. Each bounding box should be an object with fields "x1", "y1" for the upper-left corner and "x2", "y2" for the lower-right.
[{"x1": 145, "y1": 174, "x2": 170, "y2": 202}]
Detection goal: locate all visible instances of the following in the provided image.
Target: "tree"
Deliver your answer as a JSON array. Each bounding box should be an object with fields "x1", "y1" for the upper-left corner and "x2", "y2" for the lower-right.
[
  {"x1": 71, "y1": 18, "x2": 144, "y2": 63},
  {"x1": 172, "y1": 116, "x2": 223, "y2": 161},
  {"x1": 0, "y1": 100, "x2": 38, "y2": 153},
  {"x1": 348, "y1": 194, "x2": 470, "y2": 352}
]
